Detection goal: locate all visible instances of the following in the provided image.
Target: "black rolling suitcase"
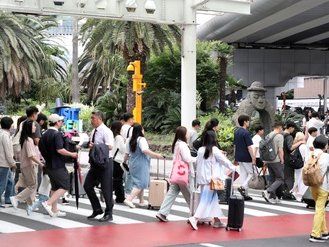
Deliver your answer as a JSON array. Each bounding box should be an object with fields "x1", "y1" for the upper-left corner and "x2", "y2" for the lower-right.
[
  {"x1": 218, "y1": 178, "x2": 232, "y2": 204},
  {"x1": 226, "y1": 172, "x2": 244, "y2": 232}
]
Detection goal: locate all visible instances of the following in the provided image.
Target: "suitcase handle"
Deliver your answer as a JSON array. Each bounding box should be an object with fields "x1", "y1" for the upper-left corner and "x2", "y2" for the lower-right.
[
  {"x1": 156, "y1": 158, "x2": 166, "y2": 180},
  {"x1": 230, "y1": 170, "x2": 237, "y2": 196}
]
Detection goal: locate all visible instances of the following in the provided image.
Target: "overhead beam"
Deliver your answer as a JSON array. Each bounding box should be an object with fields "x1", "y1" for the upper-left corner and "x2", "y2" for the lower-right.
[
  {"x1": 195, "y1": 0, "x2": 250, "y2": 15},
  {"x1": 296, "y1": 30, "x2": 329, "y2": 44},
  {"x1": 0, "y1": 0, "x2": 250, "y2": 25},
  {"x1": 257, "y1": 14, "x2": 329, "y2": 43},
  {"x1": 222, "y1": 0, "x2": 329, "y2": 43}
]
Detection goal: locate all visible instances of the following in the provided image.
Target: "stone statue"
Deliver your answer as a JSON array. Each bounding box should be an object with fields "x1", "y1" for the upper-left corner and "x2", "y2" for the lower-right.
[{"x1": 233, "y1": 81, "x2": 275, "y2": 134}]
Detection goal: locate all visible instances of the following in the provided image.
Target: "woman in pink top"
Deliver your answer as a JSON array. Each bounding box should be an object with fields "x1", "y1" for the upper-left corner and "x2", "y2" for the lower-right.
[{"x1": 10, "y1": 120, "x2": 44, "y2": 212}]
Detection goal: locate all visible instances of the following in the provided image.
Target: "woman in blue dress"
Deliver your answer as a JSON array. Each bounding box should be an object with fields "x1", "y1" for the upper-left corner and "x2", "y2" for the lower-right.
[{"x1": 124, "y1": 124, "x2": 164, "y2": 208}]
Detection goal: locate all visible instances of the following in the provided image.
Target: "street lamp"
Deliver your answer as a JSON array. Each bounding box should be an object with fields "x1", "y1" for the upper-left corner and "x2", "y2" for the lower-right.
[{"x1": 127, "y1": 60, "x2": 147, "y2": 124}]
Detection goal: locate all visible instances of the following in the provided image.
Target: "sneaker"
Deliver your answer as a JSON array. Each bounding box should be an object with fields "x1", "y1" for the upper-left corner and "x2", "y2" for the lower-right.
[
  {"x1": 54, "y1": 211, "x2": 67, "y2": 217},
  {"x1": 188, "y1": 217, "x2": 198, "y2": 230},
  {"x1": 62, "y1": 198, "x2": 70, "y2": 205},
  {"x1": 137, "y1": 202, "x2": 148, "y2": 207},
  {"x1": 9, "y1": 196, "x2": 18, "y2": 209},
  {"x1": 321, "y1": 233, "x2": 329, "y2": 240},
  {"x1": 237, "y1": 186, "x2": 246, "y2": 197},
  {"x1": 124, "y1": 199, "x2": 136, "y2": 208},
  {"x1": 243, "y1": 195, "x2": 253, "y2": 201},
  {"x1": 156, "y1": 213, "x2": 168, "y2": 222},
  {"x1": 26, "y1": 205, "x2": 32, "y2": 216},
  {"x1": 262, "y1": 190, "x2": 270, "y2": 203},
  {"x1": 309, "y1": 235, "x2": 326, "y2": 243},
  {"x1": 41, "y1": 201, "x2": 54, "y2": 217},
  {"x1": 212, "y1": 221, "x2": 226, "y2": 228},
  {"x1": 268, "y1": 198, "x2": 277, "y2": 204}
]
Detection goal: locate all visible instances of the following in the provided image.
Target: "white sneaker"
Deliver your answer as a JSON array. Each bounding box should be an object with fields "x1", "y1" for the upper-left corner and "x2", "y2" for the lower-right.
[
  {"x1": 268, "y1": 198, "x2": 277, "y2": 204},
  {"x1": 54, "y1": 211, "x2": 67, "y2": 217},
  {"x1": 41, "y1": 201, "x2": 54, "y2": 217},
  {"x1": 188, "y1": 217, "x2": 198, "y2": 230},
  {"x1": 10, "y1": 196, "x2": 18, "y2": 209},
  {"x1": 124, "y1": 199, "x2": 136, "y2": 208},
  {"x1": 262, "y1": 191, "x2": 270, "y2": 203}
]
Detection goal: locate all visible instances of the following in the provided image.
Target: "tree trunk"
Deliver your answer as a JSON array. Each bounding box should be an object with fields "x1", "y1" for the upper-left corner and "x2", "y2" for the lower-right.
[
  {"x1": 71, "y1": 17, "x2": 80, "y2": 103},
  {"x1": 218, "y1": 56, "x2": 227, "y2": 112}
]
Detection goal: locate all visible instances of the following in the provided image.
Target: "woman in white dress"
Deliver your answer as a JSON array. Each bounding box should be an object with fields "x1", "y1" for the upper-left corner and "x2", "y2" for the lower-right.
[
  {"x1": 188, "y1": 131, "x2": 235, "y2": 230},
  {"x1": 291, "y1": 132, "x2": 308, "y2": 201}
]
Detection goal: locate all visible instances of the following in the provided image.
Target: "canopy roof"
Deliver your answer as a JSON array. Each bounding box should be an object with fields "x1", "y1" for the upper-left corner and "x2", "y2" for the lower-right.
[{"x1": 197, "y1": 0, "x2": 329, "y2": 49}]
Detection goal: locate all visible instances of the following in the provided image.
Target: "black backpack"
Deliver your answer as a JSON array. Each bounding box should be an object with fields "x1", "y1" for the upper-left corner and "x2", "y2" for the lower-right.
[
  {"x1": 259, "y1": 133, "x2": 278, "y2": 161},
  {"x1": 288, "y1": 147, "x2": 304, "y2": 169}
]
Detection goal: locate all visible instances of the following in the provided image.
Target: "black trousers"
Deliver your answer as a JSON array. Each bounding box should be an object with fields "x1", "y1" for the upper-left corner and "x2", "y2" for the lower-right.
[
  {"x1": 113, "y1": 161, "x2": 125, "y2": 203},
  {"x1": 84, "y1": 159, "x2": 114, "y2": 216}
]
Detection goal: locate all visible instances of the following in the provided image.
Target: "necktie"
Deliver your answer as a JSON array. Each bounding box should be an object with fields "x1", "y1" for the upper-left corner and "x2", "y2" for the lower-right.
[{"x1": 91, "y1": 129, "x2": 97, "y2": 143}]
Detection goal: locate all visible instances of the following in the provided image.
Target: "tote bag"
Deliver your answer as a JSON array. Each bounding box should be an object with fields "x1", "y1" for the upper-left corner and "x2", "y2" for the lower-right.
[{"x1": 170, "y1": 152, "x2": 189, "y2": 186}]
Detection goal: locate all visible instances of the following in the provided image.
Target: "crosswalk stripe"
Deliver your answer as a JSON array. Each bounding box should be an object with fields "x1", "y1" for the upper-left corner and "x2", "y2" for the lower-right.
[
  {"x1": 0, "y1": 220, "x2": 34, "y2": 233},
  {"x1": 0, "y1": 207, "x2": 91, "y2": 229},
  {"x1": 200, "y1": 243, "x2": 224, "y2": 247},
  {"x1": 219, "y1": 204, "x2": 277, "y2": 217},
  {"x1": 67, "y1": 197, "x2": 187, "y2": 221},
  {"x1": 244, "y1": 201, "x2": 311, "y2": 214},
  {"x1": 58, "y1": 204, "x2": 142, "y2": 224}
]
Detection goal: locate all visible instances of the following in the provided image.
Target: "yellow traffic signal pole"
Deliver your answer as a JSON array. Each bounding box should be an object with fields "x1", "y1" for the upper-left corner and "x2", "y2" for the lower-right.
[{"x1": 127, "y1": 60, "x2": 146, "y2": 124}]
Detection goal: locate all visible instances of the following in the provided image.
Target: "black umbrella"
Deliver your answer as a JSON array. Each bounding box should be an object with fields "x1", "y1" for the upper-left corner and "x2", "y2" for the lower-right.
[{"x1": 73, "y1": 159, "x2": 82, "y2": 209}]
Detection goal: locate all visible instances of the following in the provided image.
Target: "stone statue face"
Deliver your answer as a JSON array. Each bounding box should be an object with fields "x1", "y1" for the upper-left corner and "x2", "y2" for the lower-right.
[{"x1": 248, "y1": 91, "x2": 266, "y2": 110}]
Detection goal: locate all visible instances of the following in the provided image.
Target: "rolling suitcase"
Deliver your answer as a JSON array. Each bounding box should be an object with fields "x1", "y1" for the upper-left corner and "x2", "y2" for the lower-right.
[
  {"x1": 148, "y1": 159, "x2": 169, "y2": 209},
  {"x1": 218, "y1": 178, "x2": 232, "y2": 204},
  {"x1": 226, "y1": 171, "x2": 244, "y2": 232}
]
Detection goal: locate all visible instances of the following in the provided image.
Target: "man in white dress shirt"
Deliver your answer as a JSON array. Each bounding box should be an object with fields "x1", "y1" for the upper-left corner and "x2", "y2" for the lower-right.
[{"x1": 84, "y1": 111, "x2": 114, "y2": 222}]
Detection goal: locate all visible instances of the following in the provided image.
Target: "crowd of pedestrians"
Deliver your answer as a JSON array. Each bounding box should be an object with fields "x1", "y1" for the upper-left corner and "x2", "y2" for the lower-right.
[{"x1": 1, "y1": 106, "x2": 329, "y2": 243}]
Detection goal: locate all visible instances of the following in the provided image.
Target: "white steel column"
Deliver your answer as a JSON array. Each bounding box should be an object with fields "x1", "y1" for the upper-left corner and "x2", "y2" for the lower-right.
[
  {"x1": 324, "y1": 77, "x2": 328, "y2": 113},
  {"x1": 181, "y1": 0, "x2": 197, "y2": 128}
]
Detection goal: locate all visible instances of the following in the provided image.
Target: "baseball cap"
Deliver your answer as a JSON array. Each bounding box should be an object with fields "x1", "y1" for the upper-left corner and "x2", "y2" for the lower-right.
[{"x1": 48, "y1": 114, "x2": 64, "y2": 124}]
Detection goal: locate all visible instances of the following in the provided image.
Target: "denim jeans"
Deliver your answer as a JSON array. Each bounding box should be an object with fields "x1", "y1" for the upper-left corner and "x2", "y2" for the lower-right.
[
  {"x1": 30, "y1": 194, "x2": 49, "y2": 211},
  {"x1": 0, "y1": 167, "x2": 14, "y2": 204}
]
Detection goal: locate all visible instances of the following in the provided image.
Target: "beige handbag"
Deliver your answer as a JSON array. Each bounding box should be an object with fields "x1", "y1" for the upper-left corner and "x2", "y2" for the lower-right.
[{"x1": 210, "y1": 163, "x2": 224, "y2": 191}]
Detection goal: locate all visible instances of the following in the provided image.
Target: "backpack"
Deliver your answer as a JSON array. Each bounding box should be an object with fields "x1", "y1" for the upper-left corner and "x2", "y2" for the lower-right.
[
  {"x1": 259, "y1": 133, "x2": 277, "y2": 162},
  {"x1": 302, "y1": 152, "x2": 326, "y2": 187},
  {"x1": 192, "y1": 135, "x2": 202, "y2": 151},
  {"x1": 289, "y1": 147, "x2": 304, "y2": 169}
]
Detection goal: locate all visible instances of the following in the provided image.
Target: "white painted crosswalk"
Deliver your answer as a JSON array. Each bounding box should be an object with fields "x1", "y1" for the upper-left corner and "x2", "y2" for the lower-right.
[{"x1": 0, "y1": 189, "x2": 316, "y2": 234}]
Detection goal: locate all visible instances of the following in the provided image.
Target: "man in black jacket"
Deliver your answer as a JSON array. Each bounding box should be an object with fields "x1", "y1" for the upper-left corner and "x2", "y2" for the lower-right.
[{"x1": 84, "y1": 111, "x2": 114, "y2": 222}]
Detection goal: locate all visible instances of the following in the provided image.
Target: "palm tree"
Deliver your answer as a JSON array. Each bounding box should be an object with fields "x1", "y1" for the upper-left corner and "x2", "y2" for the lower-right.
[
  {"x1": 211, "y1": 41, "x2": 234, "y2": 113},
  {"x1": 80, "y1": 19, "x2": 181, "y2": 110},
  {"x1": 0, "y1": 13, "x2": 67, "y2": 99}
]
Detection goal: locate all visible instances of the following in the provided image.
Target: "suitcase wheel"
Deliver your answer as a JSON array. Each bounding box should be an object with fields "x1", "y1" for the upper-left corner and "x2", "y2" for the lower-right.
[
  {"x1": 226, "y1": 227, "x2": 229, "y2": 231},
  {"x1": 238, "y1": 228, "x2": 242, "y2": 232}
]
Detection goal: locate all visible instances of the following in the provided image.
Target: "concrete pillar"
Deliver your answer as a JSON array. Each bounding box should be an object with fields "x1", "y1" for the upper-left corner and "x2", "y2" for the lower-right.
[
  {"x1": 181, "y1": 0, "x2": 196, "y2": 128},
  {"x1": 324, "y1": 77, "x2": 328, "y2": 113}
]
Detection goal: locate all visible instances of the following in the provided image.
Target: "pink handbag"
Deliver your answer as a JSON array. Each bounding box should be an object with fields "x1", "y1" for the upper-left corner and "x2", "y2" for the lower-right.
[{"x1": 170, "y1": 153, "x2": 189, "y2": 186}]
